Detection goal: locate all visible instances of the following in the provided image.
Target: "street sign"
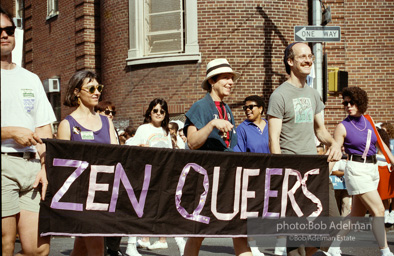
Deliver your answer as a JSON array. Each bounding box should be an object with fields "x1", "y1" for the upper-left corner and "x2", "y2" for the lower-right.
[{"x1": 294, "y1": 26, "x2": 341, "y2": 42}]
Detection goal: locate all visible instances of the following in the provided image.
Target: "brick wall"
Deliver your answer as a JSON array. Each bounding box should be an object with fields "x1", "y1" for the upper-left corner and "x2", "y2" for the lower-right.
[
  {"x1": 2, "y1": 1, "x2": 15, "y2": 16},
  {"x1": 23, "y1": 0, "x2": 101, "y2": 118},
  {"x1": 100, "y1": 0, "x2": 309, "y2": 129},
  {"x1": 21, "y1": 0, "x2": 394, "y2": 133},
  {"x1": 323, "y1": 0, "x2": 394, "y2": 133}
]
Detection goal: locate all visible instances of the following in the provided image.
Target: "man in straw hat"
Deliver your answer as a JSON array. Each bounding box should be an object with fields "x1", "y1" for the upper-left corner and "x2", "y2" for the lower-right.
[
  {"x1": 267, "y1": 42, "x2": 342, "y2": 256},
  {"x1": 183, "y1": 59, "x2": 253, "y2": 256}
]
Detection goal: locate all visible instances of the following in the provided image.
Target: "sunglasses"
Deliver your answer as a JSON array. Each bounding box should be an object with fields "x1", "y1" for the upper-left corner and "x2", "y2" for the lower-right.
[
  {"x1": 82, "y1": 84, "x2": 104, "y2": 94},
  {"x1": 0, "y1": 26, "x2": 16, "y2": 36},
  {"x1": 104, "y1": 109, "x2": 116, "y2": 116},
  {"x1": 342, "y1": 100, "x2": 355, "y2": 106},
  {"x1": 242, "y1": 104, "x2": 259, "y2": 111},
  {"x1": 152, "y1": 108, "x2": 165, "y2": 115}
]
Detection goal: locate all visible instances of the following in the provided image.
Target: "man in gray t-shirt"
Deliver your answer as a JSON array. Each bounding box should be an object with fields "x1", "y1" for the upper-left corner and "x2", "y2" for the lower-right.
[
  {"x1": 268, "y1": 81, "x2": 324, "y2": 154},
  {"x1": 267, "y1": 42, "x2": 341, "y2": 158},
  {"x1": 267, "y1": 42, "x2": 342, "y2": 256}
]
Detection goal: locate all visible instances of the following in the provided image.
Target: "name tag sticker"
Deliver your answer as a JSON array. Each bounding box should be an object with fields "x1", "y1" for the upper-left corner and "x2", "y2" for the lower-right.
[{"x1": 81, "y1": 131, "x2": 94, "y2": 140}]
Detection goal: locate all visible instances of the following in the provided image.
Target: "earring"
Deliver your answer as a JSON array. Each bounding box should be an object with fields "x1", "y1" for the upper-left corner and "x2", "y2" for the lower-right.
[{"x1": 77, "y1": 97, "x2": 81, "y2": 105}]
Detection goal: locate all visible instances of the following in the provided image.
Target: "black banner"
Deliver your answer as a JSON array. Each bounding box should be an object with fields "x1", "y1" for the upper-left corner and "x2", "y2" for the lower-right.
[{"x1": 39, "y1": 139, "x2": 329, "y2": 237}]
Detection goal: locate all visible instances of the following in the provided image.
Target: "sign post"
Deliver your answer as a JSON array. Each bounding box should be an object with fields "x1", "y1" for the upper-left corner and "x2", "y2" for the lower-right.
[{"x1": 294, "y1": 26, "x2": 341, "y2": 42}]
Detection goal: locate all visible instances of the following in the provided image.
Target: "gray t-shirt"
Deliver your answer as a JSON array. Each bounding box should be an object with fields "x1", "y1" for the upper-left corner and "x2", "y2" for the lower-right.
[{"x1": 267, "y1": 81, "x2": 324, "y2": 154}]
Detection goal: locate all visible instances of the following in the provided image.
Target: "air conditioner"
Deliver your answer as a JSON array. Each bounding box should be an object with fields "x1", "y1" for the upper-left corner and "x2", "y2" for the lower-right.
[
  {"x1": 13, "y1": 18, "x2": 23, "y2": 29},
  {"x1": 44, "y1": 78, "x2": 60, "y2": 93}
]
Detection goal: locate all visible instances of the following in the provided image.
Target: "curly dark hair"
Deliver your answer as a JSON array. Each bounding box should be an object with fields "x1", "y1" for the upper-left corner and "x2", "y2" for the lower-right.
[
  {"x1": 94, "y1": 101, "x2": 115, "y2": 113},
  {"x1": 243, "y1": 95, "x2": 265, "y2": 113},
  {"x1": 381, "y1": 122, "x2": 394, "y2": 139},
  {"x1": 341, "y1": 87, "x2": 368, "y2": 114},
  {"x1": 143, "y1": 98, "x2": 170, "y2": 135},
  {"x1": 377, "y1": 127, "x2": 391, "y2": 149}
]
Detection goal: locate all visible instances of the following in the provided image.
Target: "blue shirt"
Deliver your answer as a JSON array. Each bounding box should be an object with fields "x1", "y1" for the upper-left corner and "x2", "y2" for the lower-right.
[{"x1": 234, "y1": 119, "x2": 270, "y2": 153}]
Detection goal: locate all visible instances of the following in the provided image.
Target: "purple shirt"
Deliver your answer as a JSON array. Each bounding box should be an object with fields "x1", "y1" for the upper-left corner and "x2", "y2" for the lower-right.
[
  {"x1": 341, "y1": 115, "x2": 377, "y2": 156},
  {"x1": 65, "y1": 115, "x2": 111, "y2": 144}
]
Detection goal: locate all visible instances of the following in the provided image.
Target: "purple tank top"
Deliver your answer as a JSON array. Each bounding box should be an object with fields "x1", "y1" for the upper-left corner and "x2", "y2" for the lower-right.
[
  {"x1": 65, "y1": 115, "x2": 111, "y2": 144},
  {"x1": 341, "y1": 115, "x2": 377, "y2": 156}
]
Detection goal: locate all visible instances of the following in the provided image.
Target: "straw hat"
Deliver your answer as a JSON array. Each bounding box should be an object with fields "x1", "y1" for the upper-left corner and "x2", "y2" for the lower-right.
[{"x1": 201, "y1": 59, "x2": 240, "y2": 91}]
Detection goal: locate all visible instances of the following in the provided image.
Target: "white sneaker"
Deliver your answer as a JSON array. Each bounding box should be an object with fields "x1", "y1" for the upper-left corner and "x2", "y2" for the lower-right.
[
  {"x1": 175, "y1": 237, "x2": 186, "y2": 256},
  {"x1": 125, "y1": 243, "x2": 141, "y2": 256},
  {"x1": 388, "y1": 211, "x2": 394, "y2": 225},
  {"x1": 274, "y1": 246, "x2": 287, "y2": 255},
  {"x1": 381, "y1": 250, "x2": 394, "y2": 256},
  {"x1": 251, "y1": 246, "x2": 265, "y2": 256},
  {"x1": 136, "y1": 239, "x2": 151, "y2": 248},
  {"x1": 385, "y1": 210, "x2": 390, "y2": 224},
  {"x1": 324, "y1": 247, "x2": 342, "y2": 256},
  {"x1": 148, "y1": 241, "x2": 168, "y2": 250}
]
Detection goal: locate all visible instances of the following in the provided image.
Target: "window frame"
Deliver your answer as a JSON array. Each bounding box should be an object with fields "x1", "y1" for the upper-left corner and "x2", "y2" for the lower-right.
[
  {"x1": 46, "y1": 0, "x2": 59, "y2": 20},
  {"x1": 127, "y1": 0, "x2": 201, "y2": 66}
]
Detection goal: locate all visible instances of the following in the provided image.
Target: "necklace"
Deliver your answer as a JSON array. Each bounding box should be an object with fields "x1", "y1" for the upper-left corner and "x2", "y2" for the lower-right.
[{"x1": 348, "y1": 115, "x2": 366, "y2": 132}]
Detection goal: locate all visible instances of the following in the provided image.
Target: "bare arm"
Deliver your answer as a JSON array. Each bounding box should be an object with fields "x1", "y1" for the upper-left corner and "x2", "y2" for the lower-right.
[
  {"x1": 268, "y1": 116, "x2": 282, "y2": 154},
  {"x1": 314, "y1": 113, "x2": 342, "y2": 161},
  {"x1": 333, "y1": 122, "x2": 346, "y2": 149},
  {"x1": 187, "y1": 119, "x2": 233, "y2": 150},
  {"x1": 108, "y1": 117, "x2": 118, "y2": 145},
  {"x1": 33, "y1": 124, "x2": 53, "y2": 200},
  {"x1": 1, "y1": 126, "x2": 43, "y2": 146},
  {"x1": 57, "y1": 119, "x2": 71, "y2": 140},
  {"x1": 376, "y1": 134, "x2": 394, "y2": 167}
]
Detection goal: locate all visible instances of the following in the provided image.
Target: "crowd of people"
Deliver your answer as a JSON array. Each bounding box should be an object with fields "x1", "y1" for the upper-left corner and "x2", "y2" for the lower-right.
[{"x1": 2, "y1": 5, "x2": 394, "y2": 256}]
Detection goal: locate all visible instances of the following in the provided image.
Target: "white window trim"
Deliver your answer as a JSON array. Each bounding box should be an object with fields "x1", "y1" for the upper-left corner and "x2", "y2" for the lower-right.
[
  {"x1": 127, "y1": 0, "x2": 200, "y2": 66},
  {"x1": 46, "y1": 0, "x2": 59, "y2": 20}
]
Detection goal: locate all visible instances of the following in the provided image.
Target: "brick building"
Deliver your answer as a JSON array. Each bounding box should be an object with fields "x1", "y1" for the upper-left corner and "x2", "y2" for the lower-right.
[{"x1": 5, "y1": 0, "x2": 394, "y2": 134}]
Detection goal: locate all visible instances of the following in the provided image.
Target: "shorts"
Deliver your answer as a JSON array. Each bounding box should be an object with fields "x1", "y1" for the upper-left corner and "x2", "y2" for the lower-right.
[
  {"x1": 344, "y1": 160, "x2": 379, "y2": 196},
  {"x1": 1, "y1": 154, "x2": 41, "y2": 217}
]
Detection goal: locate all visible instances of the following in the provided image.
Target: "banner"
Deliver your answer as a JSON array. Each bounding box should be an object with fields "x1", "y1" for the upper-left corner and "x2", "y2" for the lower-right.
[{"x1": 39, "y1": 139, "x2": 329, "y2": 237}]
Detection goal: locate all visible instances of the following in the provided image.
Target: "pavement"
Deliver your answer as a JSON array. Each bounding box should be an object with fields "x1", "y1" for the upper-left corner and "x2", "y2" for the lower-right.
[{"x1": 14, "y1": 226, "x2": 394, "y2": 255}]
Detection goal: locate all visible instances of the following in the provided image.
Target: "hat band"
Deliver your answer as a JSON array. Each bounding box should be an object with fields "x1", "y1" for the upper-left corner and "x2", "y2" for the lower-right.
[{"x1": 206, "y1": 63, "x2": 232, "y2": 75}]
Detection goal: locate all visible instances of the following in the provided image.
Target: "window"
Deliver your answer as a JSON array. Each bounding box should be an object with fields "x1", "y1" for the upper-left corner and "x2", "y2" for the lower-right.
[
  {"x1": 127, "y1": 0, "x2": 200, "y2": 65},
  {"x1": 46, "y1": 0, "x2": 59, "y2": 20}
]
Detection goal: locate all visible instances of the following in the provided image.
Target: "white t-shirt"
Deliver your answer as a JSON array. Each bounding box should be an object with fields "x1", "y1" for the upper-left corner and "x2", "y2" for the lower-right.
[
  {"x1": 1, "y1": 65, "x2": 56, "y2": 152},
  {"x1": 129, "y1": 123, "x2": 172, "y2": 149},
  {"x1": 124, "y1": 137, "x2": 134, "y2": 146}
]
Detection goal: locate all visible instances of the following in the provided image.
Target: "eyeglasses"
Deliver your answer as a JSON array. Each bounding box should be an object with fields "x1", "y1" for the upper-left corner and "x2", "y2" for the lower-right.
[
  {"x1": 295, "y1": 54, "x2": 315, "y2": 62},
  {"x1": 104, "y1": 109, "x2": 116, "y2": 116},
  {"x1": 152, "y1": 109, "x2": 165, "y2": 115},
  {"x1": 0, "y1": 26, "x2": 16, "y2": 36},
  {"x1": 242, "y1": 104, "x2": 259, "y2": 111},
  {"x1": 342, "y1": 100, "x2": 355, "y2": 106},
  {"x1": 81, "y1": 84, "x2": 104, "y2": 94}
]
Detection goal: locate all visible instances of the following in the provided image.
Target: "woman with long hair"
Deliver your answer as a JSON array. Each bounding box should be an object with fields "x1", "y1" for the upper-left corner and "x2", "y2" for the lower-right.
[
  {"x1": 57, "y1": 70, "x2": 118, "y2": 256},
  {"x1": 333, "y1": 86, "x2": 394, "y2": 256}
]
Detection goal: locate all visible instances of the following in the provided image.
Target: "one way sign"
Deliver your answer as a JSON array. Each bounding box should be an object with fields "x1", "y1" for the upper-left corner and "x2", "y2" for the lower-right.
[{"x1": 294, "y1": 26, "x2": 341, "y2": 42}]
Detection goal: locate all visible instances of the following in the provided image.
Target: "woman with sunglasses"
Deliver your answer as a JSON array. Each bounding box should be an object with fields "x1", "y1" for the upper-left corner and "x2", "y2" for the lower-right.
[
  {"x1": 333, "y1": 87, "x2": 394, "y2": 256},
  {"x1": 57, "y1": 70, "x2": 118, "y2": 256},
  {"x1": 234, "y1": 95, "x2": 269, "y2": 154},
  {"x1": 233, "y1": 95, "x2": 268, "y2": 256},
  {"x1": 125, "y1": 98, "x2": 185, "y2": 256},
  {"x1": 95, "y1": 100, "x2": 116, "y2": 120}
]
